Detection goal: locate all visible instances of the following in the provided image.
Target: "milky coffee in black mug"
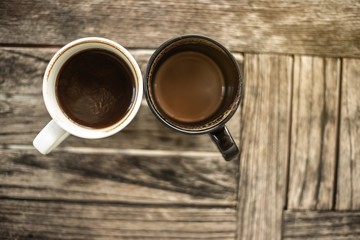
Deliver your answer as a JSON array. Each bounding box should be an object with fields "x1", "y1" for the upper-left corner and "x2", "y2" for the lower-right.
[{"x1": 144, "y1": 35, "x2": 242, "y2": 161}]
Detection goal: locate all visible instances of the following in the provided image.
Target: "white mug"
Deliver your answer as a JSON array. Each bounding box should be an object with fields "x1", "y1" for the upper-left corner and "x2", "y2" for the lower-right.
[{"x1": 33, "y1": 37, "x2": 143, "y2": 154}]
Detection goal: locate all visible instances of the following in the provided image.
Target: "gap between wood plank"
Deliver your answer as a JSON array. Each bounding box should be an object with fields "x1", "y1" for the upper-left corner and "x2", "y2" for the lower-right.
[
  {"x1": 0, "y1": 43, "x2": 64, "y2": 48},
  {"x1": 281, "y1": 54, "x2": 295, "y2": 240},
  {"x1": 332, "y1": 58, "x2": 343, "y2": 210},
  {"x1": 0, "y1": 45, "x2": 244, "y2": 61},
  {"x1": 4, "y1": 144, "x2": 222, "y2": 157},
  {"x1": 284, "y1": 55, "x2": 295, "y2": 211},
  {"x1": 0, "y1": 196, "x2": 236, "y2": 208},
  {"x1": 0, "y1": 43, "x2": 156, "y2": 51},
  {"x1": 285, "y1": 209, "x2": 360, "y2": 213}
]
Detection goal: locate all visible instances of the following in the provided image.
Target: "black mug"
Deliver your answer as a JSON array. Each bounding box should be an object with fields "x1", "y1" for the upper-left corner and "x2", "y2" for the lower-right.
[{"x1": 144, "y1": 35, "x2": 242, "y2": 161}]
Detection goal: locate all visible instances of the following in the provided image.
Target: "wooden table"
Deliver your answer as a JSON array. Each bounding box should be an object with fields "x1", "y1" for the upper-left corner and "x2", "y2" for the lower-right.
[{"x1": 1, "y1": 1, "x2": 360, "y2": 239}]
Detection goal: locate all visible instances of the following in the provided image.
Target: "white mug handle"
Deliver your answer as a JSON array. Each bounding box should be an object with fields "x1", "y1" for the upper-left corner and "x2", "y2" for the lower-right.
[{"x1": 33, "y1": 120, "x2": 70, "y2": 155}]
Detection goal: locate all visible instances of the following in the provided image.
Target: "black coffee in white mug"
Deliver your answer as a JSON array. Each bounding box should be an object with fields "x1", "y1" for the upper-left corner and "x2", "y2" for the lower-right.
[
  {"x1": 145, "y1": 35, "x2": 242, "y2": 161},
  {"x1": 33, "y1": 37, "x2": 143, "y2": 155},
  {"x1": 56, "y1": 49, "x2": 135, "y2": 129}
]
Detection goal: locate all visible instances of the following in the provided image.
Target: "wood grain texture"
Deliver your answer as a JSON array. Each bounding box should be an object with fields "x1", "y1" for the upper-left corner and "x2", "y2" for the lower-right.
[
  {"x1": 0, "y1": 149, "x2": 238, "y2": 205},
  {"x1": 0, "y1": 47, "x2": 243, "y2": 151},
  {"x1": 237, "y1": 54, "x2": 292, "y2": 240},
  {"x1": 283, "y1": 210, "x2": 360, "y2": 239},
  {"x1": 1, "y1": 0, "x2": 360, "y2": 57},
  {"x1": 288, "y1": 56, "x2": 340, "y2": 210},
  {"x1": 0, "y1": 199, "x2": 236, "y2": 239},
  {"x1": 0, "y1": 148, "x2": 237, "y2": 204},
  {"x1": 337, "y1": 58, "x2": 360, "y2": 210}
]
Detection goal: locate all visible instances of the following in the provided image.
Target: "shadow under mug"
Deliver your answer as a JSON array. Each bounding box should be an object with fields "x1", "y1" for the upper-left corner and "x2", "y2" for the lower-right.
[
  {"x1": 33, "y1": 37, "x2": 143, "y2": 155},
  {"x1": 144, "y1": 35, "x2": 242, "y2": 161}
]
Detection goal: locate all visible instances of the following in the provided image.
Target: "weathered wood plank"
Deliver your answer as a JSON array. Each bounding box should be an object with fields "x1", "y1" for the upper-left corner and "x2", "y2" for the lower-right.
[
  {"x1": 0, "y1": 148, "x2": 237, "y2": 204},
  {"x1": 283, "y1": 210, "x2": 360, "y2": 239},
  {"x1": 1, "y1": 0, "x2": 360, "y2": 57},
  {"x1": 337, "y1": 58, "x2": 360, "y2": 210},
  {"x1": 237, "y1": 54, "x2": 292, "y2": 240},
  {"x1": 288, "y1": 56, "x2": 340, "y2": 210},
  {"x1": 0, "y1": 199, "x2": 236, "y2": 239}
]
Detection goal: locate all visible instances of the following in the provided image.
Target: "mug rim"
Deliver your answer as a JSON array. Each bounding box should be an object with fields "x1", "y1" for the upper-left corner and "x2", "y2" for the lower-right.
[
  {"x1": 144, "y1": 34, "x2": 242, "y2": 134},
  {"x1": 43, "y1": 37, "x2": 143, "y2": 139}
]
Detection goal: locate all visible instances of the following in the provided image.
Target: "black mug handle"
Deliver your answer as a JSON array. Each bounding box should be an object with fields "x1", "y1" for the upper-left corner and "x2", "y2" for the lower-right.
[{"x1": 209, "y1": 126, "x2": 239, "y2": 161}]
